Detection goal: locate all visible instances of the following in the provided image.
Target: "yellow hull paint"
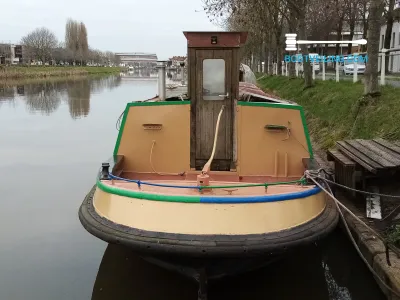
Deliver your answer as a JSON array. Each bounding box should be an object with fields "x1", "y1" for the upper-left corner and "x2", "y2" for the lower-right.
[{"x1": 93, "y1": 187, "x2": 327, "y2": 235}]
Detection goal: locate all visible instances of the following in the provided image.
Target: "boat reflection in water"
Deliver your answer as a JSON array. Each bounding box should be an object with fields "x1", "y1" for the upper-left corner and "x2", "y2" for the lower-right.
[{"x1": 90, "y1": 229, "x2": 384, "y2": 300}]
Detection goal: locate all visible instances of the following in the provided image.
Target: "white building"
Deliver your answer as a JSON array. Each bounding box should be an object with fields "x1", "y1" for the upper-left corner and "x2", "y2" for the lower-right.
[
  {"x1": 115, "y1": 52, "x2": 158, "y2": 68},
  {"x1": 379, "y1": 21, "x2": 400, "y2": 72}
]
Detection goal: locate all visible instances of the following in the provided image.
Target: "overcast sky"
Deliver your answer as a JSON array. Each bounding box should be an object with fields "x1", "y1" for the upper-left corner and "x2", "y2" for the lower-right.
[{"x1": 0, "y1": 0, "x2": 221, "y2": 59}]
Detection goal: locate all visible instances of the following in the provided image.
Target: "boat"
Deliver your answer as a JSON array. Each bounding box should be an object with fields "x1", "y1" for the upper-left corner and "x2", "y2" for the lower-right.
[{"x1": 79, "y1": 31, "x2": 339, "y2": 299}]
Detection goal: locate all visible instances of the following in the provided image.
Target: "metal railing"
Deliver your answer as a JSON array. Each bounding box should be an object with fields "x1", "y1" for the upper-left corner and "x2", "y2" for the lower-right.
[{"x1": 260, "y1": 52, "x2": 400, "y2": 87}]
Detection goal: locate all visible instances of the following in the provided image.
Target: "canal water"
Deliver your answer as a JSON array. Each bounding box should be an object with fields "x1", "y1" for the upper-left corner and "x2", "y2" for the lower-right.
[{"x1": 0, "y1": 73, "x2": 386, "y2": 300}]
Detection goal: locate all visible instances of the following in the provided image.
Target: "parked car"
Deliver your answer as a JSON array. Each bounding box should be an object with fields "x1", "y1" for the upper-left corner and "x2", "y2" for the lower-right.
[
  {"x1": 339, "y1": 56, "x2": 366, "y2": 75},
  {"x1": 296, "y1": 53, "x2": 320, "y2": 74}
]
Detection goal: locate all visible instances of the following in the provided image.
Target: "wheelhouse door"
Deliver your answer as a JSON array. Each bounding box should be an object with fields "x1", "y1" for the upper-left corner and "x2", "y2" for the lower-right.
[{"x1": 195, "y1": 49, "x2": 233, "y2": 171}]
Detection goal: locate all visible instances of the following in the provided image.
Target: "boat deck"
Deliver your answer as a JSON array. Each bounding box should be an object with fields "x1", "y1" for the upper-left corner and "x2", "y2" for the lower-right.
[{"x1": 120, "y1": 171, "x2": 300, "y2": 183}]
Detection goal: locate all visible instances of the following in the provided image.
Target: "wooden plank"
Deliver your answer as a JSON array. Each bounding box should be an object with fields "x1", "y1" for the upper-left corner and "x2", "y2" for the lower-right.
[
  {"x1": 336, "y1": 141, "x2": 378, "y2": 173},
  {"x1": 393, "y1": 140, "x2": 400, "y2": 148},
  {"x1": 112, "y1": 155, "x2": 125, "y2": 174},
  {"x1": 348, "y1": 140, "x2": 397, "y2": 168},
  {"x1": 327, "y1": 149, "x2": 356, "y2": 166},
  {"x1": 374, "y1": 138, "x2": 400, "y2": 156},
  {"x1": 363, "y1": 140, "x2": 400, "y2": 165}
]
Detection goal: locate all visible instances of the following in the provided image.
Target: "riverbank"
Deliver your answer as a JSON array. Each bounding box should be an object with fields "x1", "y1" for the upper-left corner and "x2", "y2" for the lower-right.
[
  {"x1": 257, "y1": 75, "x2": 400, "y2": 300},
  {"x1": 0, "y1": 66, "x2": 122, "y2": 80},
  {"x1": 257, "y1": 75, "x2": 400, "y2": 150},
  {"x1": 313, "y1": 151, "x2": 400, "y2": 300}
]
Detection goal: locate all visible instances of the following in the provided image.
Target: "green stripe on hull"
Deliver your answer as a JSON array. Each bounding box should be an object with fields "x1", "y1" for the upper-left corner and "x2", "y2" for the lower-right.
[{"x1": 96, "y1": 179, "x2": 201, "y2": 203}]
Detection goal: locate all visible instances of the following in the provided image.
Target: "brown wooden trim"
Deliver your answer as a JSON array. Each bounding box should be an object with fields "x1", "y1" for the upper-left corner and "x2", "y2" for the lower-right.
[
  {"x1": 183, "y1": 32, "x2": 248, "y2": 48},
  {"x1": 189, "y1": 48, "x2": 196, "y2": 168},
  {"x1": 112, "y1": 155, "x2": 125, "y2": 176}
]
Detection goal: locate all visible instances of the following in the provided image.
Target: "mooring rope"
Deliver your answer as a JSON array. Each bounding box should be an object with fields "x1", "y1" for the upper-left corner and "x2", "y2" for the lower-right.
[
  {"x1": 311, "y1": 174, "x2": 400, "y2": 199},
  {"x1": 108, "y1": 173, "x2": 200, "y2": 190},
  {"x1": 201, "y1": 105, "x2": 225, "y2": 175},
  {"x1": 106, "y1": 172, "x2": 306, "y2": 190},
  {"x1": 305, "y1": 171, "x2": 400, "y2": 298}
]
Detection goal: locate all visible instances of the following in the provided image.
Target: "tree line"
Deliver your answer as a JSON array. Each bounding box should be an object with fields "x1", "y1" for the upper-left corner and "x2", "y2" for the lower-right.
[
  {"x1": 203, "y1": 0, "x2": 391, "y2": 96},
  {"x1": 20, "y1": 19, "x2": 120, "y2": 66}
]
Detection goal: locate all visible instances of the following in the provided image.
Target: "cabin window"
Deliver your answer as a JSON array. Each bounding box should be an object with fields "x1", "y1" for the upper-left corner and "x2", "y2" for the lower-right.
[{"x1": 202, "y1": 59, "x2": 225, "y2": 100}]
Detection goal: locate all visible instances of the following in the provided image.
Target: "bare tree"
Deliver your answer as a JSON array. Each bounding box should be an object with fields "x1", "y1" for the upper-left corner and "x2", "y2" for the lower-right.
[
  {"x1": 66, "y1": 19, "x2": 79, "y2": 62},
  {"x1": 384, "y1": 0, "x2": 395, "y2": 72},
  {"x1": 344, "y1": 0, "x2": 360, "y2": 54},
  {"x1": 78, "y1": 22, "x2": 89, "y2": 65},
  {"x1": 364, "y1": 0, "x2": 385, "y2": 96},
  {"x1": 360, "y1": 0, "x2": 371, "y2": 52},
  {"x1": 21, "y1": 27, "x2": 58, "y2": 63},
  {"x1": 65, "y1": 19, "x2": 89, "y2": 64}
]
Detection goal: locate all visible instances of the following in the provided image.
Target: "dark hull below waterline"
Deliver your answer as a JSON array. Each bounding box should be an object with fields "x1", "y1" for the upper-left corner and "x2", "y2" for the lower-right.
[
  {"x1": 78, "y1": 186, "x2": 339, "y2": 282},
  {"x1": 140, "y1": 254, "x2": 281, "y2": 282}
]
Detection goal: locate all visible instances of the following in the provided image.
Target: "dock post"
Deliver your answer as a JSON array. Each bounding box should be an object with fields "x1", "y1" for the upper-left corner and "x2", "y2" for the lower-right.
[{"x1": 157, "y1": 61, "x2": 167, "y2": 100}]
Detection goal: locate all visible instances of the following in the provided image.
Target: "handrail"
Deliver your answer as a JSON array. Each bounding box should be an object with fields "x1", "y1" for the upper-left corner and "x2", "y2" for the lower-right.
[{"x1": 106, "y1": 173, "x2": 307, "y2": 190}]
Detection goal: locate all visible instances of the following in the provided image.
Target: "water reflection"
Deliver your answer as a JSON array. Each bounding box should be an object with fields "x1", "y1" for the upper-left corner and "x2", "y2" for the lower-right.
[
  {"x1": 66, "y1": 79, "x2": 91, "y2": 119},
  {"x1": 25, "y1": 81, "x2": 62, "y2": 115},
  {"x1": 120, "y1": 68, "x2": 158, "y2": 80},
  {"x1": 91, "y1": 229, "x2": 384, "y2": 300},
  {"x1": 0, "y1": 85, "x2": 16, "y2": 103},
  {"x1": 0, "y1": 75, "x2": 121, "y2": 118}
]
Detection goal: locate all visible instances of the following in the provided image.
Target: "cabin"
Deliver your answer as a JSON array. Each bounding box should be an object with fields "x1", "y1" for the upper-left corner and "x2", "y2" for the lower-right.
[{"x1": 113, "y1": 31, "x2": 313, "y2": 182}]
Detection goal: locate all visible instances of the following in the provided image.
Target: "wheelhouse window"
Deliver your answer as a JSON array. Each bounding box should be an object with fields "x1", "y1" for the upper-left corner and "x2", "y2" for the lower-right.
[{"x1": 202, "y1": 59, "x2": 225, "y2": 100}]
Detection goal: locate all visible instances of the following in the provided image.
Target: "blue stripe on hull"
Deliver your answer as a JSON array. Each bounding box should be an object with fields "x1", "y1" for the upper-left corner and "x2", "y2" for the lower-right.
[{"x1": 200, "y1": 186, "x2": 321, "y2": 203}]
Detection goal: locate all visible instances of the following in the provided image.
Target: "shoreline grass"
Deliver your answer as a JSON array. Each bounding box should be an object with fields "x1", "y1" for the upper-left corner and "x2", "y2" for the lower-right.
[
  {"x1": 257, "y1": 75, "x2": 400, "y2": 150},
  {"x1": 0, "y1": 66, "x2": 122, "y2": 80}
]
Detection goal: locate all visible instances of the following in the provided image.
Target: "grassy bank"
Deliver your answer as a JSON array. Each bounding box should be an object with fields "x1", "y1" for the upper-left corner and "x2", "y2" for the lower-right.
[
  {"x1": 257, "y1": 75, "x2": 400, "y2": 150},
  {"x1": 0, "y1": 66, "x2": 122, "y2": 80}
]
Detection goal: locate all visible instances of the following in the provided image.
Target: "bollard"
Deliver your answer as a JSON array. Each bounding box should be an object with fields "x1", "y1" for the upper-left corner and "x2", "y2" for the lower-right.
[
  {"x1": 381, "y1": 49, "x2": 386, "y2": 86},
  {"x1": 336, "y1": 61, "x2": 339, "y2": 82}
]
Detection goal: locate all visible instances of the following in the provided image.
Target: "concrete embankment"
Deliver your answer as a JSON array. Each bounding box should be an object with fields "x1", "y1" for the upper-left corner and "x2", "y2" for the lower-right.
[
  {"x1": 0, "y1": 66, "x2": 122, "y2": 80},
  {"x1": 257, "y1": 75, "x2": 400, "y2": 300}
]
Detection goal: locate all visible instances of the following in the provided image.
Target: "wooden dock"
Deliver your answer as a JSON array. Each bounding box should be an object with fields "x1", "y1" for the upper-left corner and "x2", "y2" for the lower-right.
[
  {"x1": 327, "y1": 138, "x2": 400, "y2": 198},
  {"x1": 327, "y1": 138, "x2": 400, "y2": 219},
  {"x1": 328, "y1": 139, "x2": 400, "y2": 174}
]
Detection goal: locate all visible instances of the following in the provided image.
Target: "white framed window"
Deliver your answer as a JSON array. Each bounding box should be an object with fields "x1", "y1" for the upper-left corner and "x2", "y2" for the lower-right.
[{"x1": 202, "y1": 59, "x2": 225, "y2": 100}]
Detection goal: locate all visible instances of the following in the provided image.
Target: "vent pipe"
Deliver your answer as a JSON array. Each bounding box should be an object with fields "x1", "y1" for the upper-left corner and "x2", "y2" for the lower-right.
[
  {"x1": 156, "y1": 61, "x2": 166, "y2": 100},
  {"x1": 180, "y1": 61, "x2": 185, "y2": 86}
]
